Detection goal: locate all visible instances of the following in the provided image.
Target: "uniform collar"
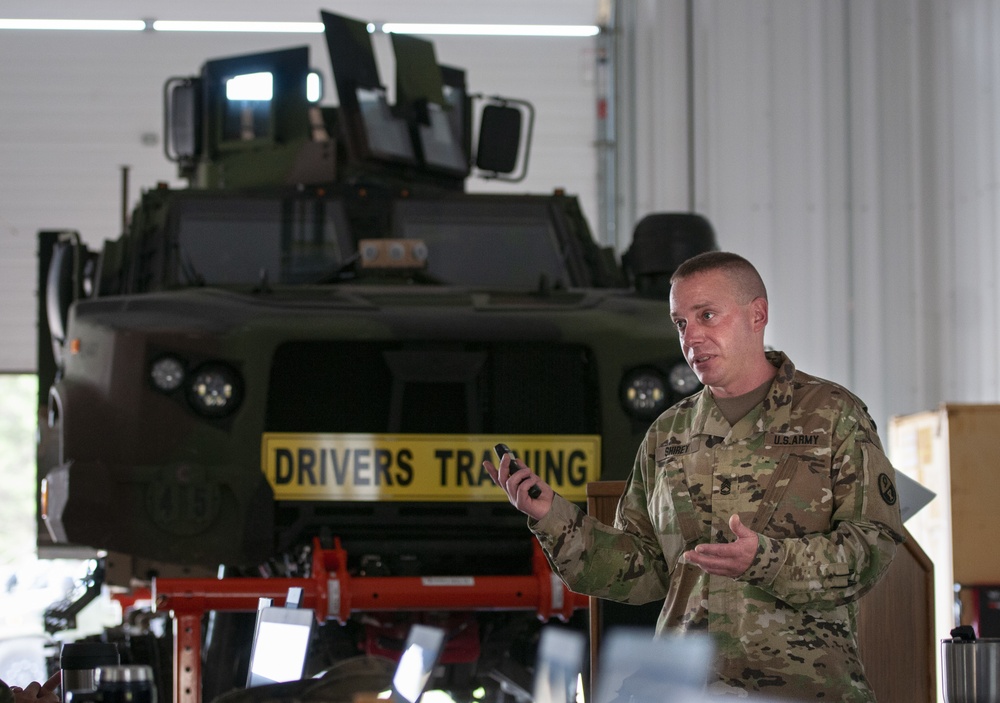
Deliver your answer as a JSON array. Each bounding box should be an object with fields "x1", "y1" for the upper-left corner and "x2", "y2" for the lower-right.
[{"x1": 689, "y1": 351, "x2": 795, "y2": 441}]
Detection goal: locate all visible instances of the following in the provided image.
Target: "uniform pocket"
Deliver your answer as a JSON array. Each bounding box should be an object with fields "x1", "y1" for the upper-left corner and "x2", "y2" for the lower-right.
[
  {"x1": 650, "y1": 454, "x2": 704, "y2": 549},
  {"x1": 754, "y1": 452, "x2": 835, "y2": 538},
  {"x1": 748, "y1": 452, "x2": 794, "y2": 533}
]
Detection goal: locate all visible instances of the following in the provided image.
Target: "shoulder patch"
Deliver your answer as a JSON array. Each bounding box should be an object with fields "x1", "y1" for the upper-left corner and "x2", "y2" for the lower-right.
[{"x1": 877, "y1": 473, "x2": 898, "y2": 505}]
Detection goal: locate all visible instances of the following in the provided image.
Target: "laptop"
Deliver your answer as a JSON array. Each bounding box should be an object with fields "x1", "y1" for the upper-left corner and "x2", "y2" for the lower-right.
[
  {"x1": 388, "y1": 624, "x2": 447, "y2": 703},
  {"x1": 531, "y1": 627, "x2": 587, "y2": 703},
  {"x1": 593, "y1": 627, "x2": 715, "y2": 703},
  {"x1": 244, "y1": 591, "x2": 445, "y2": 702},
  {"x1": 245, "y1": 588, "x2": 315, "y2": 688}
]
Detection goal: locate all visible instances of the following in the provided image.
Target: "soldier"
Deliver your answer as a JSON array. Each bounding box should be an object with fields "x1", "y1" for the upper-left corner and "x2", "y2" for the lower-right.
[{"x1": 485, "y1": 251, "x2": 904, "y2": 701}]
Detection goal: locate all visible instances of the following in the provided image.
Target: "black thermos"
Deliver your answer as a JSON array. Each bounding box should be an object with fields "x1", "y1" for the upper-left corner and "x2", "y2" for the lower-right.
[
  {"x1": 95, "y1": 665, "x2": 157, "y2": 703},
  {"x1": 59, "y1": 642, "x2": 120, "y2": 703}
]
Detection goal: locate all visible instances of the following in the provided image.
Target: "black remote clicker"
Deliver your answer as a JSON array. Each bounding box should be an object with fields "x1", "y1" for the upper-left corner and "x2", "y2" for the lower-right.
[{"x1": 494, "y1": 443, "x2": 542, "y2": 499}]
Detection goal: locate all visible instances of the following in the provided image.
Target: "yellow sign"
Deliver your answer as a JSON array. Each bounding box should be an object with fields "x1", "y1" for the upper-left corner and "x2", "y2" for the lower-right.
[{"x1": 260, "y1": 433, "x2": 601, "y2": 502}]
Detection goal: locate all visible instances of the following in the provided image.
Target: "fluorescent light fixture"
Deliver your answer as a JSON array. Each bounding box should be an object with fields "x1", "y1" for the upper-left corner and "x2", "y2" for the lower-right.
[
  {"x1": 380, "y1": 23, "x2": 600, "y2": 37},
  {"x1": 226, "y1": 72, "x2": 273, "y2": 101},
  {"x1": 1, "y1": 18, "x2": 600, "y2": 37},
  {"x1": 152, "y1": 20, "x2": 323, "y2": 33},
  {"x1": 0, "y1": 18, "x2": 146, "y2": 31}
]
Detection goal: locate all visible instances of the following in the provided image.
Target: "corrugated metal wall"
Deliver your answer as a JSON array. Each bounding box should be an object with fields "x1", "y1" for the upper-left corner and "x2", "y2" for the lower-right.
[
  {"x1": 624, "y1": 0, "x2": 1000, "y2": 431},
  {"x1": 0, "y1": 0, "x2": 600, "y2": 372},
  {"x1": 933, "y1": 0, "x2": 1000, "y2": 406},
  {"x1": 690, "y1": 0, "x2": 926, "y2": 431}
]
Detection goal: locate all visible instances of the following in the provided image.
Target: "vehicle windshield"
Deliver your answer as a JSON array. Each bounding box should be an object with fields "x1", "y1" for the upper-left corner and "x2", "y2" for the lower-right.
[{"x1": 171, "y1": 195, "x2": 573, "y2": 289}]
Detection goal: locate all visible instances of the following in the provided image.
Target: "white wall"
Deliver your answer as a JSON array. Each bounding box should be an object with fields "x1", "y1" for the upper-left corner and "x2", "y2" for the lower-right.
[
  {"x1": 0, "y1": 0, "x2": 600, "y2": 371},
  {"x1": 611, "y1": 0, "x2": 692, "y2": 243},
  {"x1": 622, "y1": 0, "x2": 1000, "y2": 434},
  {"x1": 930, "y1": 0, "x2": 1000, "y2": 406}
]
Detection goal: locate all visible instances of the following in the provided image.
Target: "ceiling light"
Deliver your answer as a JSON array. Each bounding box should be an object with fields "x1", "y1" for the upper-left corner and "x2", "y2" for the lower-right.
[
  {"x1": 0, "y1": 18, "x2": 146, "y2": 31},
  {"x1": 380, "y1": 23, "x2": 600, "y2": 37},
  {"x1": 152, "y1": 20, "x2": 323, "y2": 33}
]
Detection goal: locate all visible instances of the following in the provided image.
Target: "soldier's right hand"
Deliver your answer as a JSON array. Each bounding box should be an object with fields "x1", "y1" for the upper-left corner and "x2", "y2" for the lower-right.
[{"x1": 483, "y1": 454, "x2": 553, "y2": 521}]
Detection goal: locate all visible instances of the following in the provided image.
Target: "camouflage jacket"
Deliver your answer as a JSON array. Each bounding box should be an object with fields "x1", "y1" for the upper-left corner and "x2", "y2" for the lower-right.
[{"x1": 530, "y1": 352, "x2": 904, "y2": 702}]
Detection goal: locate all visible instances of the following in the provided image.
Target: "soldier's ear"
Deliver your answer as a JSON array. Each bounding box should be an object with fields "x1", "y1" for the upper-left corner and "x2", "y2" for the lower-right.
[{"x1": 750, "y1": 297, "x2": 768, "y2": 330}]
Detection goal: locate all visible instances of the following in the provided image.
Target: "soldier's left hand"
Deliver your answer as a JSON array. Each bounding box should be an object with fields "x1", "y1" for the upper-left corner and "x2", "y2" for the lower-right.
[{"x1": 683, "y1": 514, "x2": 759, "y2": 578}]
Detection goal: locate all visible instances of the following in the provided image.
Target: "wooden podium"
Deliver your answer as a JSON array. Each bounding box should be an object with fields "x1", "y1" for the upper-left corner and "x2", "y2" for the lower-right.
[{"x1": 585, "y1": 481, "x2": 936, "y2": 703}]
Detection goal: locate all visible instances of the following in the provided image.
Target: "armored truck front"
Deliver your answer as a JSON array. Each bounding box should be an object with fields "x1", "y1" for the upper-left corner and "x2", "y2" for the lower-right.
[{"x1": 39, "y1": 184, "x2": 700, "y2": 578}]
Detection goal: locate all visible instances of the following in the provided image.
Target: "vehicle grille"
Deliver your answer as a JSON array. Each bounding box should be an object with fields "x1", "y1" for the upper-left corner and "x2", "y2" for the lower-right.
[{"x1": 265, "y1": 341, "x2": 600, "y2": 434}]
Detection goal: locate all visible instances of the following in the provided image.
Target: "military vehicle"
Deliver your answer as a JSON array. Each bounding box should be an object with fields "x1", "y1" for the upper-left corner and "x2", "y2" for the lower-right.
[{"x1": 36, "y1": 9, "x2": 715, "y2": 703}]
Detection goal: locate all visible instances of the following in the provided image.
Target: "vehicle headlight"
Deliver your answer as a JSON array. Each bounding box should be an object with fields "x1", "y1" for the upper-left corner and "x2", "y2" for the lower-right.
[
  {"x1": 620, "y1": 368, "x2": 669, "y2": 419},
  {"x1": 667, "y1": 362, "x2": 701, "y2": 396},
  {"x1": 187, "y1": 363, "x2": 243, "y2": 417},
  {"x1": 150, "y1": 355, "x2": 186, "y2": 393}
]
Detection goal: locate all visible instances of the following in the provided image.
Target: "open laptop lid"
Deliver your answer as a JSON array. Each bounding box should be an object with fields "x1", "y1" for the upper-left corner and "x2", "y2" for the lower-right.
[
  {"x1": 532, "y1": 627, "x2": 586, "y2": 703},
  {"x1": 389, "y1": 624, "x2": 447, "y2": 703},
  {"x1": 245, "y1": 588, "x2": 315, "y2": 688}
]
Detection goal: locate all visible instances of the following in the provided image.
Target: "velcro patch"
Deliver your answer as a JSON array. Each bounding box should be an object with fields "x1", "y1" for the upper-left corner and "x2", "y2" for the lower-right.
[{"x1": 877, "y1": 473, "x2": 898, "y2": 505}]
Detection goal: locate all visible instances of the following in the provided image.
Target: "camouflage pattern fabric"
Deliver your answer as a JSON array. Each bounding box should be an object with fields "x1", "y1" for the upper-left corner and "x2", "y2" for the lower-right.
[{"x1": 530, "y1": 352, "x2": 904, "y2": 702}]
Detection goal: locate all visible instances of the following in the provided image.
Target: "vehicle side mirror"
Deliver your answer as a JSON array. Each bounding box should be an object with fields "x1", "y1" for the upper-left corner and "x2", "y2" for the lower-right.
[
  {"x1": 164, "y1": 77, "x2": 202, "y2": 171},
  {"x1": 474, "y1": 98, "x2": 534, "y2": 182},
  {"x1": 46, "y1": 239, "x2": 76, "y2": 346},
  {"x1": 43, "y1": 232, "x2": 89, "y2": 367}
]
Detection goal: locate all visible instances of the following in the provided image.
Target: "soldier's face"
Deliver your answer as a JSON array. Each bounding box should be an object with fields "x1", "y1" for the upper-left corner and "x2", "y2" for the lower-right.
[{"x1": 669, "y1": 269, "x2": 765, "y2": 397}]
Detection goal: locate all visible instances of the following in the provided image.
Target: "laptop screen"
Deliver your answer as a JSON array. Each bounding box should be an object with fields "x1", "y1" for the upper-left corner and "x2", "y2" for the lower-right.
[
  {"x1": 532, "y1": 627, "x2": 586, "y2": 703},
  {"x1": 389, "y1": 624, "x2": 447, "y2": 703},
  {"x1": 245, "y1": 599, "x2": 315, "y2": 688},
  {"x1": 594, "y1": 627, "x2": 714, "y2": 703}
]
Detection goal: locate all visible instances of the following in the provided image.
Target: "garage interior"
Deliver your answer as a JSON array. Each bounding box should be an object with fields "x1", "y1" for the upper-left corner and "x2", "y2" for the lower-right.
[{"x1": 2, "y1": 2, "x2": 1000, "y2": 703}]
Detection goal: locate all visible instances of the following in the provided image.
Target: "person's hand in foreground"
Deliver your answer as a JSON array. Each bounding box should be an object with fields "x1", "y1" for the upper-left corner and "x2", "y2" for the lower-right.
[{"x1": 6, "y1": 672, "x2": 61, "y2": 703}]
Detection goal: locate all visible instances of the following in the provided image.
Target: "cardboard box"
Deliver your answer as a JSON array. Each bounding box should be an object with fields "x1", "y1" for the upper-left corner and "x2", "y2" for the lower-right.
[
  {"x1": 890, "y1": 404, "x2": 1000, "y2": 584},
  {"x1": 889, "y1": 404, "x2": 1000, "y2": 647}
]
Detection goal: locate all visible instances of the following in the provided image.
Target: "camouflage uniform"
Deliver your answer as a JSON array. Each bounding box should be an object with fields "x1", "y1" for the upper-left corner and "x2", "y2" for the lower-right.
[{"x1": 530, "y1": 352, "x2": 904, "y2": 701}]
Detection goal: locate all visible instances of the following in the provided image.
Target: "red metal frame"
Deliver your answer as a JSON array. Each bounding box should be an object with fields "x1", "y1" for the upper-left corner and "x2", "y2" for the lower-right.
[{"x1": 147, "y1": 537, "x2": 588, "y2": 703}]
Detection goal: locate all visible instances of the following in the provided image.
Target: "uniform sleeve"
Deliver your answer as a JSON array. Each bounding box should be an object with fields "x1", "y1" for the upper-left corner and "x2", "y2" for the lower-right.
[
  {"x1": 738, "y1": 411, "x2": 905, "y2": 608},
  {"x1": 529, "y1": 436, "x2": 673, "y2": 605}
]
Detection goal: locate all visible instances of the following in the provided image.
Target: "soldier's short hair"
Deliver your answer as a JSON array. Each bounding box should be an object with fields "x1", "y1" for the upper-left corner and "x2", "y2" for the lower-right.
[{"x1": 670, "y1": 251, "x2": 767, "y2": 304}]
